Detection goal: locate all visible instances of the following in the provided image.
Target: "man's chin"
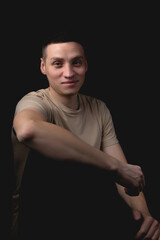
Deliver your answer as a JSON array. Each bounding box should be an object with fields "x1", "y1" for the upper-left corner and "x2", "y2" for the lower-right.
[{"x1": 63, "y1": 89, "x2": 79, "y2": 96}]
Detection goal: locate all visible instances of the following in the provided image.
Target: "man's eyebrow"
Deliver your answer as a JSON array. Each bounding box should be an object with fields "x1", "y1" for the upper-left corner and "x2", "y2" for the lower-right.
[
  {"x1": 50, "y1": 57, "x2": 63, "y2": 61},
  {"x1": 72, "y1": 55, "x2": 84, "y2": 60},
  {"x1": 50, "y1": 55, "x2": 84, "y2": 61}
]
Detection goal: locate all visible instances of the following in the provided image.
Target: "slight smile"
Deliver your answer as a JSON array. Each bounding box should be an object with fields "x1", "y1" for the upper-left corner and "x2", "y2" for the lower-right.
[{"x1": 61, "y1": 80, "x2": 79, "y2": 86}]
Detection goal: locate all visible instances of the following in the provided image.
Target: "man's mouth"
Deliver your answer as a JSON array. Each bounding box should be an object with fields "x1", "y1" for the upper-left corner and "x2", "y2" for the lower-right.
[{"x1": 61, "y1": 80, "x2": 79, "y2": 86}]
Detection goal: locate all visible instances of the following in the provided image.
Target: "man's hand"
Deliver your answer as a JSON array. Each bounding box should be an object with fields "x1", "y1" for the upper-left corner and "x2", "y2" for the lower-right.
[
  {"x1": 116, "y1": 161, "x2": 145, "y2": 196},
  {"x1": 133, "y1": 209, "x2": 160, "y2": 240}
]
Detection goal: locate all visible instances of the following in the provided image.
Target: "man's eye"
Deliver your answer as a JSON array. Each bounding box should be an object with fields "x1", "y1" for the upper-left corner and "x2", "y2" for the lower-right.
[
  {"x1": 53, "y1": 62, "x2": 63, "y2": 67},
  {"x1": 73, "y1": 60, "x2": 82, "y2": 66}
]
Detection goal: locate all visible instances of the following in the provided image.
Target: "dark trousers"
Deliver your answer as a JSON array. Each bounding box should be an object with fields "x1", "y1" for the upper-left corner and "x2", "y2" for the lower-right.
[{"x1": 17, "y1": 151, "x2": 139, "y2": 239}]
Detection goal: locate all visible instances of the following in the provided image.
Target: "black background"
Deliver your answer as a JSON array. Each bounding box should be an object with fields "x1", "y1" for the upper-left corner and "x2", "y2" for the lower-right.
[{"x1": 2, "y1": 2, "x2": 159, "y2": 237}]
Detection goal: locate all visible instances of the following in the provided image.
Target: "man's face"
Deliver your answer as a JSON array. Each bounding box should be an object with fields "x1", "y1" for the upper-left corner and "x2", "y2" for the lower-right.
[{"x1": 41, "y1": 42, "x2": 88, "y2": 97}]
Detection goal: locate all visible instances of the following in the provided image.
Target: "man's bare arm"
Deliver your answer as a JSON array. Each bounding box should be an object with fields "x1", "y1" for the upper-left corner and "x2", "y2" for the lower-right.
[
  {"x1": 13, "y1": 108, "x2": 145, "y2": 193},
  {"x1": 103, "y1": 143, "x2": 149, "y2": 210},
  {"x1": 103, "y1": 143, "x2": 160, "y2": 239}
]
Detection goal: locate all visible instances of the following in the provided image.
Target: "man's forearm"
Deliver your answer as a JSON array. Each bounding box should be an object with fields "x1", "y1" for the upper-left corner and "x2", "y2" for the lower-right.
[
  {"x1": 14, "y1": 118, "x2": 146, "y2": 193},
  {"x1": 116, "y1": 183, "x2": 150, "y2": 215},
  {"x1": 17, "y1": 119, "x2": 118, "y2": 172}
]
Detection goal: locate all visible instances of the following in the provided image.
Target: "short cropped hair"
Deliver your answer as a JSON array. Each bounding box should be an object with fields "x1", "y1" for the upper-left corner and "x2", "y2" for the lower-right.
[{"x1": 41, "y1": 29, "x2": 88, "y2": 61}]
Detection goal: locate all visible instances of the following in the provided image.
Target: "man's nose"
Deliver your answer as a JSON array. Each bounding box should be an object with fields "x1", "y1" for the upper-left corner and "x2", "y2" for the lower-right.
[{"x1": 63, "y1": 64, "x2": 74, "y2": 78}]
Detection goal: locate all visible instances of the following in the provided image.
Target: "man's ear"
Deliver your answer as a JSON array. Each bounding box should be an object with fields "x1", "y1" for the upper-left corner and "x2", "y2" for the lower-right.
[{"x1": 40, "y1": 58, "x2": 46, "y2": 75}]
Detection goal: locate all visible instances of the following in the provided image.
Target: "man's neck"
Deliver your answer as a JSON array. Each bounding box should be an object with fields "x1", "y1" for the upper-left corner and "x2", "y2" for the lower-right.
[{"x1": 48, "y1": 87, "x2": 79, "y2": 110}]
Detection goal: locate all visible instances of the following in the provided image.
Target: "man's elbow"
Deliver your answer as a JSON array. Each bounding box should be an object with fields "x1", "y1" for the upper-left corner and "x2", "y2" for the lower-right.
[{"x1": 14, "y1": 120, "x2": 36, "y2": 143}]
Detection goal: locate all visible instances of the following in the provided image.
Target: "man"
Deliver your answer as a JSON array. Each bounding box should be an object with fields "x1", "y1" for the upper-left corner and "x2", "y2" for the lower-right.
[{"x1": 11, "y1": 32, "x2": 160, "y2": 239}]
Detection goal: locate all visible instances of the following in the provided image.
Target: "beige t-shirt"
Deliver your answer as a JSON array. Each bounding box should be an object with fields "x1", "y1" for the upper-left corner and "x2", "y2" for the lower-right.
[{"x1": 15, "y1": 88, "x2": 118, "y2": 149}]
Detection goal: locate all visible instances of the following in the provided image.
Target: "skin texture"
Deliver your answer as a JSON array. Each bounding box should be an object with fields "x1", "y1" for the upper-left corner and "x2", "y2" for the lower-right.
[
  {"x1": 13, "y1": 42, "x2": 160, "y2": 239},
  {"x1": 40, "y1": 42, "x2": 87, "y2": 108}
]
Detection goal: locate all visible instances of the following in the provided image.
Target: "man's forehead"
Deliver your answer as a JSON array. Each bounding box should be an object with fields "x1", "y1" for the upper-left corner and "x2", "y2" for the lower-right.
[{"x1": 46, "y1": 42, "x2": 85, "y2": 58}]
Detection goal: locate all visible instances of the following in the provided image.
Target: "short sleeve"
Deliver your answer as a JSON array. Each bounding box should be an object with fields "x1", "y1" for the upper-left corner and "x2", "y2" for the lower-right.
[{"x1": 14, "y1": 92, "x2": 50, "y2": 120}]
